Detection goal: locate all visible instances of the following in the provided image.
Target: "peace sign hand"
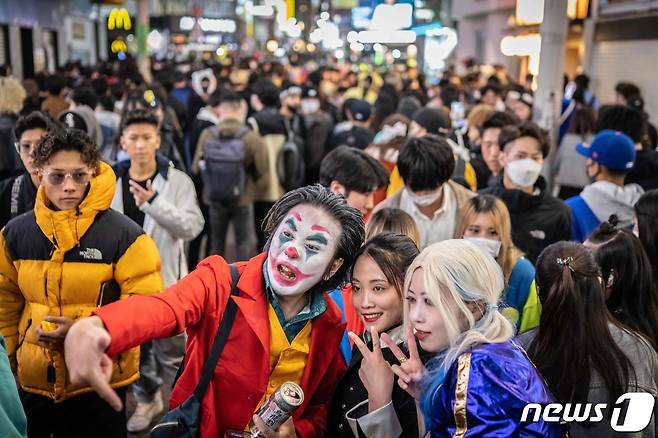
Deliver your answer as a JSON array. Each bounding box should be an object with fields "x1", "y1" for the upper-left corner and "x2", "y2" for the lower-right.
[
  {"x1": 381, "y1": 325, "x2": 427, "y2": 401},
  {"x1": 348, "y1": 326, "x2": 395, "y2": 413}
]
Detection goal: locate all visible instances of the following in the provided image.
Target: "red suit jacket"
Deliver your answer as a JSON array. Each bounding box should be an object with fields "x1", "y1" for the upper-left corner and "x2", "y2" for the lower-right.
[{"x1": 95, "y1": 253, "x2": 346, "y2": 437}]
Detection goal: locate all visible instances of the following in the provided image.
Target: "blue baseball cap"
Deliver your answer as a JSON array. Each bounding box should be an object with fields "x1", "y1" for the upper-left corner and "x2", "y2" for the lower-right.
[{"x1": 576, "y1": 129, "x2": 636, "y2": 172}]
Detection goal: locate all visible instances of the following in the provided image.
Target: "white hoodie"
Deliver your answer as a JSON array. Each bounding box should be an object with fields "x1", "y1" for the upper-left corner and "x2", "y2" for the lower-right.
[{"x1": 580, "y1": 180, "x2": 644, "y2": 228}]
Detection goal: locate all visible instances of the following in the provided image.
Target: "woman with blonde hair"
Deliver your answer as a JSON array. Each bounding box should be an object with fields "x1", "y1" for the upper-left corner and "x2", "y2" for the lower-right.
[
  {"x1": 453, "y1": 194, "x2": 540, "y2": 333},
  {"x1": 380, "y1": 240, "x2": 561, "y2": 437},
  {"x1": 366, "y1": 207, "x2": 421, "y2": 248},
  {"x1": 0, "y1": 77, "x2": 27, "y2": 180}
]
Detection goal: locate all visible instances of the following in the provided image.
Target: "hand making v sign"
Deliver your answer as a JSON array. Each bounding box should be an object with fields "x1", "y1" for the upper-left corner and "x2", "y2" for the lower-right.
[{"x1": 381, "y1": 325, "x2": 427, "y2": 401}]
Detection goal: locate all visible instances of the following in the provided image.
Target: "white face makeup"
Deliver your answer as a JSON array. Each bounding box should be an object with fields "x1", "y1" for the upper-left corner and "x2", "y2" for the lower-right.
[
  {"x1": 267, "y1": 204, "x2": 341, "y2": 297},
  {"x1": 406, "y1": 268, "x2": 469, "y2": 353}
]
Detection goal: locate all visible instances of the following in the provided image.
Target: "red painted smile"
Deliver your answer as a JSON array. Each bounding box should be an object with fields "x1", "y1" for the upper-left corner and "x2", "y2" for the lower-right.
[{"x1": 269, "y1": 256, "x2": 312, "y2": 286}]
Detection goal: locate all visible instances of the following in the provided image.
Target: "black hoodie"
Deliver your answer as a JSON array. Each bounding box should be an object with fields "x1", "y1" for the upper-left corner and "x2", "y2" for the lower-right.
[{"x1": 480, "y1": 176, "x2": 571, "y2": 264}]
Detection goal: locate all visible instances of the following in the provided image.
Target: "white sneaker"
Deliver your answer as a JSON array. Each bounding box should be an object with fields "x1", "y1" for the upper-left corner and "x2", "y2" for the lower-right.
[{"x1": 127, "y1": 389, "x2": 164, "y2": 432}]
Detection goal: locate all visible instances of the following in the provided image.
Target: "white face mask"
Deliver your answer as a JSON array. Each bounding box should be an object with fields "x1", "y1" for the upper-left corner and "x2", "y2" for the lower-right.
[
  {"x1": 464, "y1": 237, "x2": 502, "y2": 258},
  {"x1": 301, "y1": 99, "x2": 320, "y2": 115},
  {"x1": 505, "y1": 158, "x2": 543, "y2": 188},
  {"x1": 406, "y1": 187, "x2": 442, "y2": 207}
]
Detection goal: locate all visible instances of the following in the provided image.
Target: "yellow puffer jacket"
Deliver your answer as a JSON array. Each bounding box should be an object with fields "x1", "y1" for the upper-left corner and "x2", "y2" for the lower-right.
[{"x1": 0, "y1": 161, "x2": 163, "y2": 402}]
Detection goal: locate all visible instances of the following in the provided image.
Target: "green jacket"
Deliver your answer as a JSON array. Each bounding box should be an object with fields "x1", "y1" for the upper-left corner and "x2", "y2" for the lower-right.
[{"x1": 0, "y1": 336, "x2": 26, "y2": 437}]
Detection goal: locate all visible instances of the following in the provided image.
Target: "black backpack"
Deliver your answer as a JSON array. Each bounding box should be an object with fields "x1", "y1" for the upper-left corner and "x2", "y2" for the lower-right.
[
  {"x1": 200, "y1": 126, "x2": 249, "y2": 203},
  {"x1": 277, "y1": 118, "x2": 306, "y2": 192}
]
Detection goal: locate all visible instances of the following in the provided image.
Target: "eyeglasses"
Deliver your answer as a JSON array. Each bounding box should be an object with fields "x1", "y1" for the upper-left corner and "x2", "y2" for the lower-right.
[
  {"x1": 41, "y1": 170, "x2": 92, "y2": 186},
  {"x1": 14, "y1": 141, "x2": 39, "y2": 155}
]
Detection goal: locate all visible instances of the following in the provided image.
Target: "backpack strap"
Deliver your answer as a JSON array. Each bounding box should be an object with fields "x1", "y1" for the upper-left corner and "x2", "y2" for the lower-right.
[{"x1": 192, "y1": 264, "x2": 240, "y2": 400}]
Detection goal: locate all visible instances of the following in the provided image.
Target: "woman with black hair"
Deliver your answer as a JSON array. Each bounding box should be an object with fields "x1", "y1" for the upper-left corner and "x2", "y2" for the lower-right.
[
  {"x1": 635, "y1": 189, "x2": 658, "y2": 285},
  {"x1": 326, "y1": 233, "x2": 420, "y2": 437},
  {"x1": 584, "y1": 216, "x2": 658, "y2": 349},
  {"x1": 520, "y1": 241, "x2": 658, "y2": 437}
]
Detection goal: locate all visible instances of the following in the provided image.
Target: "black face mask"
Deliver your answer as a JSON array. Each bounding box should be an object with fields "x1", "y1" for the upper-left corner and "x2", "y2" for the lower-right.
[{"x1": 287, "y1": 104, "x2": 299, "y2": 114}]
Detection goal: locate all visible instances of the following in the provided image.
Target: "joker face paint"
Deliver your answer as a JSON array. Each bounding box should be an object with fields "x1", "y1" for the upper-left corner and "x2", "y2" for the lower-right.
[{"x1": 267, "y1": 204, "x2": 341, "y2": 297}]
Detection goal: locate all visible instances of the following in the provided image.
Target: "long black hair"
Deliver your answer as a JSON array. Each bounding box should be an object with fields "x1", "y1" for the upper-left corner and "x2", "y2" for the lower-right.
[
  {"x1": 588, "y1": 216, "x2": 658, "y2": 350},
  {"x1": 527, "y1": 241, "x2": 635, "y2": 405},
  {"x1": 635, "y1": 189, "x2": 658, "y2": 284}
]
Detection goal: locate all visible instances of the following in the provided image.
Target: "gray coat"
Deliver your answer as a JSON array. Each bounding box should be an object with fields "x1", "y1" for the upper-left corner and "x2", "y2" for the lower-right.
[{"x1": 519, "y1": 324, "x2": 658, "y2": 438}]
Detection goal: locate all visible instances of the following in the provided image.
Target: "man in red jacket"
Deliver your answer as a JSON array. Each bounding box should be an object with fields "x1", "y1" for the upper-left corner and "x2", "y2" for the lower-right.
[{"x1": 63, "y1": 185, "x2": 364, "y2": 437}]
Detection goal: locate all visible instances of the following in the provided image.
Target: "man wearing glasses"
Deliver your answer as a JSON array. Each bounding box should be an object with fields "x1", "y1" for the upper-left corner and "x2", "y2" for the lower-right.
[
  {"x1": 0, "y1": 128, "x2": 163, "y2": 437},
  {"x1": 0, "y1": 111, "x2": 59, "y2": 228}
]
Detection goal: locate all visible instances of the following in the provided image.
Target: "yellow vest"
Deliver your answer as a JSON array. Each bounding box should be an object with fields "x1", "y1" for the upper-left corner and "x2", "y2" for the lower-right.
[{"x1": 256, "y1": 304, "x2": 312, "y2": 411}]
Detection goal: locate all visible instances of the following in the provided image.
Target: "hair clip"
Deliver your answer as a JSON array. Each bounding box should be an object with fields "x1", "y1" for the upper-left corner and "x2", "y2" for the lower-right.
[
  {"x1": 485, "y1": 303, "x2": 499, "y2": 312},
  {"x1": 556, "y1": 256, "x2": 575, "y2": 272}
]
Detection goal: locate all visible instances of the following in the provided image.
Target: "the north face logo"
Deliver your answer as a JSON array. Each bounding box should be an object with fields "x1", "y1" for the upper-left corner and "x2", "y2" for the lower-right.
[{"x1": 80, "y1": 248, "x2": 103, "y2": 260}]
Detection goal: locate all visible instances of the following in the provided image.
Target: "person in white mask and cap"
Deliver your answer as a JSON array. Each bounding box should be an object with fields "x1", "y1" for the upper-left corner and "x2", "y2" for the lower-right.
[
  {"x1": 374, "y1": 135, "x2": 475, "y2": 249},
  {"x1": 480, "y1": 122, "x2": 571, "y2": 264},
  {"x1": 454, "y1": 194, "x2": 542, "y2": 334}
]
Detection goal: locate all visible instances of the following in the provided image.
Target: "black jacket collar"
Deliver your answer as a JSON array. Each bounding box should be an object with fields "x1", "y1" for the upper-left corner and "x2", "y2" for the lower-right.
[{"x1": 112, "y1": 153, "x2": 171, "y2": 181}]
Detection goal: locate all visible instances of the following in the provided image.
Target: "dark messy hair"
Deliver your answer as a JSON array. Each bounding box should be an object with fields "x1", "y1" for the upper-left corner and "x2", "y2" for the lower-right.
[
  {"x1": 615, "y1": 82, "x2": 641, "y2": 101},
  {"x1": 635, "y1": 189, "x2": 658, "y2": 285},
  {"x1": 252, "y1": 80, "x2": 280, "y2": 108},
  {"x1": 71, "y1": 87, "x2": 99, "y2": 109},
  {"x1": 32, "y1": 129, "x2": 102, "y2": 170},
  {"x1": 587, "y1": 216, "x2": 658, "y2": 349},
  {"x1": 263, "y1": 184, "x2": 365, "y2": 293},
  {"x1": 14, "y1": 111, "x2": 61, "y2": 141},
  {"x1": 398, "y1": 135, "x2": 455, "y2": 191},
  {"x1": 120, "y1": 108, "x2": 160, "y2": 131},
  {"x1": 319, "y1": 146, "x2": 389, "y2": 194},
  {"x1": 498, "y1": 121, "x2": 549, "y2": 157},
  {"x1": 527, "y1": 241, "x2": 636, "y2": 405},
  {"x1": 595, "y1": 104, "x2": 644, "y2": 144},
  {"x1": 481, "y1": 111, "x2": 519, "y2": 133},
  {"x1": 352, "y1": 233, "x2": 419, "y2": 299}
]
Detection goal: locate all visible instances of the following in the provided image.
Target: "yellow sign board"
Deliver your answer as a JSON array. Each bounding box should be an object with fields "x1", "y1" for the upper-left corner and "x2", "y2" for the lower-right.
[{"x1": 108, "y1": 8, "x2": 132, "y2": 31}]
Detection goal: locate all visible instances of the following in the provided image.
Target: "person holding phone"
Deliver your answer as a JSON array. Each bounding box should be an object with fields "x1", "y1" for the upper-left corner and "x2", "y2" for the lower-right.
[
  {"x1": 112, "y1": 108, "x2": 204, "y2": 432},
  {"x1": 0, "y1": 128, "x2": 163, "y2": 437}
]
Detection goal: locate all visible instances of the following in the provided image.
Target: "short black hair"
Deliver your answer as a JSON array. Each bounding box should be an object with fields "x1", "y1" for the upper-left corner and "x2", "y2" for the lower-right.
[
  {"x1": 263, "y1": 184, "x2": 365, "y2": 293},
  {"x1": 574, "y1": 74, "x2": 590, "y2": 89},
  {"x1": 98, "y1": 95, "x2": 115, "y2": 112},
  {"x1": 46, "y1": 74, "x2": 67, "y2": 96},
  {"x1": 498, "y1": 121, "x2": 549, "y2": 157},
  {"x1": 398, "y1": 135, "x2": 455, "y2": 191},
  {"x1": 481, "y1": 111, "x2": 519, "y2": 133},
  {"x1": 32, "y1": 129, "x2": 102, "y2": 170},
  {"x1": 14, "y1": 111, "x2": 60, "y2": 141},
  {"x1": 596, "y1": 104, "x2": 644, "y2": 144},
  {"x1": 121, "y1": 108, "x2": 160, "y2": 131},
  {"x1": 412, "y1": 107, "x2": 450, "y2": 135},
  {"x1": 480, "y1": 84, "x2": 501, "y2": 97},
  {"x1": 71, "y1": 87, "x2": 99, "y2": 109},
  {"x1": 219, "y1": 90, "x2": 244, "y2": 106},
  {"x1": 319, "y1": 146, "x2": 389, "y2": 193},
  {"x1": 440, "y1": 85, "x2": 461, "y2": 108},
  {"x1": 253, "y1": 80, "x2": 280, "y2": 108}
]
